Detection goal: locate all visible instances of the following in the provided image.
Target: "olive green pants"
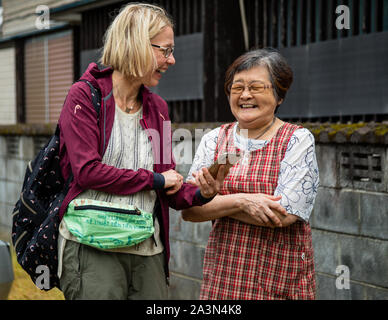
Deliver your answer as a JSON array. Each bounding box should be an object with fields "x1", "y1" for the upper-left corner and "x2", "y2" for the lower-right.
[{"x1": 59, "y1": 240, "x2": 168, "y2": 300}]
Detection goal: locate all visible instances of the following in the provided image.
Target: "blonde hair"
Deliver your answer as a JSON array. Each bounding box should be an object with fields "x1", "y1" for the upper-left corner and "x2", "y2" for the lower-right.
[{"x1": 100, "y1": 3, "x2": 174, "y2": 78}]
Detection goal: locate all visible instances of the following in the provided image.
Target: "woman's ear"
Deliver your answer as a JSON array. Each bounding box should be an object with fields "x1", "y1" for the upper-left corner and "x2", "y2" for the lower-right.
[{"x1": 277, "y1": 98, "x2": 283, "y2": 105}]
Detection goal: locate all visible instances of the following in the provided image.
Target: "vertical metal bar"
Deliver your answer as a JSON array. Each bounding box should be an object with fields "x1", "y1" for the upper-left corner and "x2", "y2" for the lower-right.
[
  {"x1": 306, "y1": 0, "x2": 311, "y2": 44},
  {"x1": 359, "y1": 0, "x2": 364, "y2": 34},
  {"x1": 384, "y1": 0, "x2": 388, "y2": 31},
  {"x1": 315, "y1": 0, "x2": 321, "y2": 41},
  {"x1": 183, "y1": 0, "x2": 188, "y2": 34},
  {"x1": 327, "y1": 0, "x2": 333, "y2": 39},
  {"x1": 254, "y1": 0, "x2": 259, "y2": 47},
  {"x1": 192, "y1": 0, "x2": 198, "y2": 32},
  {"x1": 268, "y1": 0, "x2": 273, "y2": 47},
  {"x1": 263, "y1": 0, "x2": 268, "y2": 47},
  {"x1": 277, "y1": 0, "x2": 282, "y2": 47},
  {"x1": 348, "y1": 0, "x2": 354, "y2": 36},
  {"x1": 171, "y1": 0, "x2": 178, "y2": 35},
  {"x1": 179, "y1": 0, "x2": 184, "y2": 34},
  {"x1": 296, "y1": 0, "x2": 302, "y2": 45},
  {"x1": 192, "y1": 100, "x2": 197, "y2": 122},
  {"x1": 287, "y1": 0, "x2": 292, "y2": 46},
  {"x1": 371, "y1": 0, "x2": 377, "y2": 32}
]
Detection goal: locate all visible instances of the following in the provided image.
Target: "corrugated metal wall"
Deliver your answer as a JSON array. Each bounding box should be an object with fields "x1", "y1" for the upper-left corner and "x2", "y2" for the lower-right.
[
  {"x1": 25, "y1": 31, "x2": 73, "y2": 124},
  {"x1": 0, "y1": 47, "x2": 16, "y2": 125}
]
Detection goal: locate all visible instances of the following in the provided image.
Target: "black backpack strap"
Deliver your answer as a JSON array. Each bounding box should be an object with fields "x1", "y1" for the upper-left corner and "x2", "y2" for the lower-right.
[{"x1": 77, "y1": 79, "x2": 102, "y2": 117}]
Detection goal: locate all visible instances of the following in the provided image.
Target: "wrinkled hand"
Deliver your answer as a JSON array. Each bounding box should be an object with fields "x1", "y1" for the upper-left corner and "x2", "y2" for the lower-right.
[
  {"x1": 238, "y1": 193, "x2": 288, "y2": 227},
  {"x1": 161, "y1": 169, "x2": 183, "y2": 195},
  {"x1": 188, "y1": 165, "x2": 229, "y2": 199}
]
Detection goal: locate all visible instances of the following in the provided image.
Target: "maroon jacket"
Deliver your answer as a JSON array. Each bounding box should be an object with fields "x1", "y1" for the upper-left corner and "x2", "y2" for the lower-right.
[{"x1": 58, "y1": 63, "x2": 208, "y2": 280}]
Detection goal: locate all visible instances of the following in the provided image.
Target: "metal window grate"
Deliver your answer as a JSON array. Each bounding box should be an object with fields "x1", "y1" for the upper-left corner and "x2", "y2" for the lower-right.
[
  {"x1": 81, "y1": 0, "x2": 204, "y2": 51},
  {"x1": 6, "y1": 137, "x2": 19, "y2": 158},
  {"x1": 168, "y1": 99, "x2": 204, "y2": 123},
  {"x1": 340, "y1": 146, "x2": 385, "y2": 191},
  {"x1": 244, "y1": 0, "x2": 388, "y2": 48}
]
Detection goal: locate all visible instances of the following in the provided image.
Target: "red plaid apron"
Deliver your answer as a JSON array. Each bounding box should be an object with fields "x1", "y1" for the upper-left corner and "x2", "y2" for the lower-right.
[{"x1": 200, "y1": 122, "x2": 316, "y2": 300}]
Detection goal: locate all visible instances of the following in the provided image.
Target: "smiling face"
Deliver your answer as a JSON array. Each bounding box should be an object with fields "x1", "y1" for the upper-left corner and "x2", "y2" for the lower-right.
[
  {"x1": 229, "y1": 65, "x2": 280, "y2": 130},
  {"x1": 143, "y1": 26, "x2": 176, "y2": 87}
]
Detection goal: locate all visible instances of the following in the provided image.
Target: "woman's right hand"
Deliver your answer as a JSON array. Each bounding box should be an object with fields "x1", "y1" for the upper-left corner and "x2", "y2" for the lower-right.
[
  {"x1": 161, "y1": 169, "x2": 184, "y2": 195},
  {"x1": 237, "y1": 193, "x2": 288, "y2": 227}
]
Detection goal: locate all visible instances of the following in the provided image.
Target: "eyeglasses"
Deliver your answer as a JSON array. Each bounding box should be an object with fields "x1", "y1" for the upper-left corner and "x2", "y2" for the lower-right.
[
  {"x1": 151, "y1": 44, "x2": 175, "y2": 58},
  {"x1": 230, "y1": 82, "x2": 272, "y2": 94}
]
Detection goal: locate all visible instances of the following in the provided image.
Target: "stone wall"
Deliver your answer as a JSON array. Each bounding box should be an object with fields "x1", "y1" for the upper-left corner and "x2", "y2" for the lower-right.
[
  {"x1": 311, "y1": 143, "x2": 388, "y2": 299},
  {"x1": 1, "y1": 122, "x2": 388, "y2": 300},
  {"x1": 0, "y1": 135, "x2": 34, "y2": 227}
]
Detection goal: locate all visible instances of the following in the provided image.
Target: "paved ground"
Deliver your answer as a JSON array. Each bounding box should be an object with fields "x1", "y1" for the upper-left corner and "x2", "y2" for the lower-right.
[{"x1": 0, "y1": 224, "x2": 64, "y2": 300}]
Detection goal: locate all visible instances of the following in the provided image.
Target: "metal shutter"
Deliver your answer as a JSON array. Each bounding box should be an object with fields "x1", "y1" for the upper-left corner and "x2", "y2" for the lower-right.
[
  {"x1": 25, "y1": 30, "x2": 73, "y2": 124},
  {"x1": 0, "y1": 47, "x2": 16, "y2": 125}
]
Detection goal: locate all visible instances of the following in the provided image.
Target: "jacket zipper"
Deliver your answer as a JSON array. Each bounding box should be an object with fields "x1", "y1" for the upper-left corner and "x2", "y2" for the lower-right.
[{"x1": 74, "y1": 205, "x2": 141, "y2": 215}]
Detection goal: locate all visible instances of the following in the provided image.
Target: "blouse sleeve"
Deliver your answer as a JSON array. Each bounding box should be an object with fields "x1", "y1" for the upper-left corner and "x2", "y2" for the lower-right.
[
  {"x1": 186, "y1": 128, "x2": 220, "y2": 182},
  {"x1": 274, "y1": 128, "x2": 320, "y2": 222}
]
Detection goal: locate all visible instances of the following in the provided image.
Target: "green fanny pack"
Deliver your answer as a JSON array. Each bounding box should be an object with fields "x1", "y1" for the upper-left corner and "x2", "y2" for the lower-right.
[{"x1": 63, "y1": 199, "x2": 155, "y2": 249}]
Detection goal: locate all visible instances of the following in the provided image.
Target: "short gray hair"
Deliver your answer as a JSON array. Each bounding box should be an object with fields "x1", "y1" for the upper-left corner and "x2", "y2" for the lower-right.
[{"x1": 224, "y1": 48, "x2": 293, "y2": 108}]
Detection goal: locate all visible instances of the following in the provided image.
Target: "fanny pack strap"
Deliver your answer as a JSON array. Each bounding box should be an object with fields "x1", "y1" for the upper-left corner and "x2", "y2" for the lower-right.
[{"x1": 151, "y1": 198, "x2": 161, "y2": 246}]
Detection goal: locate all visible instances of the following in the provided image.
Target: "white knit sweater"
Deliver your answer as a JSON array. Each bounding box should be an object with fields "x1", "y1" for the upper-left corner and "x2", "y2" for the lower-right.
[{"x1": 58, "y1": 104, "x2": 163, "y2": 277}]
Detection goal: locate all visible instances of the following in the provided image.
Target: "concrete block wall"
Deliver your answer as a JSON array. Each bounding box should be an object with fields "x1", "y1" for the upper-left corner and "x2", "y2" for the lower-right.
[
  {"x1": 0, "y1": 136, "x2": 33, "y2": 228},
  {"x1": 310, "y1": 144, "x2": 388, "y2": 299},
  {"x1": 1, "y1": 131, "x2": 388, "y2": 300}
]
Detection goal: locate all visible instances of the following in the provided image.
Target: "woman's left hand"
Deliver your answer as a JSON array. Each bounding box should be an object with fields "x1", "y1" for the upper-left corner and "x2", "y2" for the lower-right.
[{"x1": 188, "y1": 165, "x2": 229, "y2": 199}]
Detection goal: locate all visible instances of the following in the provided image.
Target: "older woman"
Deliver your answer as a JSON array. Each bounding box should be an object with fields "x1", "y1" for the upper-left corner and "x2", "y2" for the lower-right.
[
  {"x1": 57, "y1": 3, "x2": 225, "y2": 300},
  {"x1": 183, "y1": 48, "x2": 319, "y2": 300}
]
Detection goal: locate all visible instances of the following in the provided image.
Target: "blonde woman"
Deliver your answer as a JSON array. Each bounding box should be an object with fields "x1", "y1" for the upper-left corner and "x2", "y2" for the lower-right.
[{"x1": 57, "y1": 3, "x2": 225, "y2": 300}]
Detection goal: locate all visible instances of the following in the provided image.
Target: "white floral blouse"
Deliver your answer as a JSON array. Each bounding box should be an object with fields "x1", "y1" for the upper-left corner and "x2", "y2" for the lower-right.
[{"x1": 186, "y1": 123, "x2": 319, "y2": 222}]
